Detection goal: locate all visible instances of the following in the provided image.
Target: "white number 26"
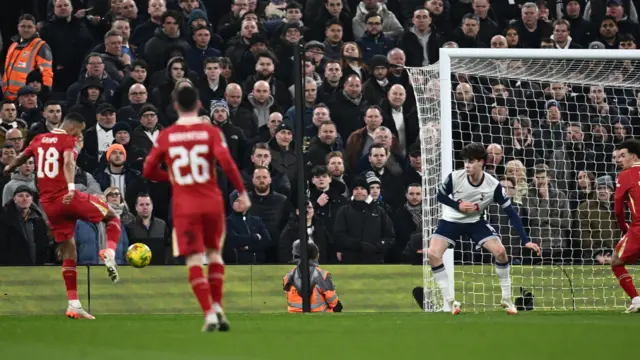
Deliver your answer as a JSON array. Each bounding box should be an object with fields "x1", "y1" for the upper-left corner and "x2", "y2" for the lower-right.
[{"x1": 168, "y1": 145, "x2": 210, "y2": 185}]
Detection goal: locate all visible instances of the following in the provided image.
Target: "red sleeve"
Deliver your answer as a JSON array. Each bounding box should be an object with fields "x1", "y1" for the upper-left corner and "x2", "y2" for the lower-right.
[
  {"x1": 142, "y1": 132, "x2": 170, "y2": 182},
  {"x1": 211, "y1": 127, "x2": 245, "y2": 193},
  {"x1": 615, "y1": 171, "x2": 630, "y2": 233}
]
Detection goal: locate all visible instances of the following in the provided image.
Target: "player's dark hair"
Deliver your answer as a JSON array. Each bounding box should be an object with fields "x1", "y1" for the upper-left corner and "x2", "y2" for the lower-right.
[
  {"x1": 172, "y1": 86, "x2": 200, "y2": 113},
  {"x1": 311, "y1": 165, "x2": 329, "y2": 177},
  {"x1": 618, "y1": 139, "x2": 640, "y2": 157},
  {"x1": 460, "y1": 143, "x2": 487, "y2": 163},
  {"x1": 63, "y1": 112, "x2": 86, "y2": 126}
]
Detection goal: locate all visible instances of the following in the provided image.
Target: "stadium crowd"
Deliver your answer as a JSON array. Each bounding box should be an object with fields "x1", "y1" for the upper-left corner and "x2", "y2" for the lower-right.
[{"x1": 0, "y1": 0, "x2": 637, "y2": 267}]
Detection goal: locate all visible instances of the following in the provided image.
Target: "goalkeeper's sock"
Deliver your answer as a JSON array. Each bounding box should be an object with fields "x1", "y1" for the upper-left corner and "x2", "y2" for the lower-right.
[
  {"x1": 612, "y1": 265, "x2": 639, "y2": 299},
  {"x1": 495, "y1": 261, "x2": 512, "y2": 300},
  {"x1": 105, "y1": 217, "x2": 121, "y2": 251},
  {"x1": 432, "y1": 264, "x2": 453, "y2": 302},
  {"x1": 208, "y1": 262, "x2": 225, "y2": 307},
  {"x1": 188, "y1": 266, "x2": 212, "y2": 315},
  {"x1": 62, "y1": 259, "x2": 78, "y2": 301}
]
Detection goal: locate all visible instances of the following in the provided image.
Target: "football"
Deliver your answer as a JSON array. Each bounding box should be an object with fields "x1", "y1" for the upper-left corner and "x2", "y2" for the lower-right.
[{"x1": 126, "y1": 243, "x2": 152, "y2": 268}]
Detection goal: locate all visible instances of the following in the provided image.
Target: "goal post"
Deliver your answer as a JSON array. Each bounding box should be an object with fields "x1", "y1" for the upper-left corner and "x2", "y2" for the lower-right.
[{"x1": 408, "y1": 48, "x2": 640, "y2": 312}]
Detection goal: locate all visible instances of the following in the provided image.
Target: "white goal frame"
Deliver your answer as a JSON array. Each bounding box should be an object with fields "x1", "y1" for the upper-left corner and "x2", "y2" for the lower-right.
[{"x1": 421, "y1": 48, "x2": 640, "y2": 312}]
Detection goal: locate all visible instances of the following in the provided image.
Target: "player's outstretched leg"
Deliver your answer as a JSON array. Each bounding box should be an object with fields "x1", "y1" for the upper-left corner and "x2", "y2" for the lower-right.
[
  {"x1": 60, "y1": 238, "x2": 95, "y2": 319},
  {"x1": 185, "y1": 253, "x2": 216, "y2": 331},
  {"x1": 427, "y1": 237, "x2": 459, "y2": 315},
  {"x1": 483, "y1": 239, "x2": 517, "y2": 314},
  {"x1": 99, "y1": 209, "x2": 121, "y2": 283},
  {"x1": 611, "y1": 248, "x2": 640, "y2": 313},
  {"x1": 207, "y1": 248, "x2": 229, "y2": 331}
]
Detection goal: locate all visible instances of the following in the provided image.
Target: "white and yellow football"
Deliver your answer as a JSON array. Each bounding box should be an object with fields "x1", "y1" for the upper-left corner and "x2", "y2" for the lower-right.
[{"x1": 126, "y1": 243, "x2": 152, "y2": 268}]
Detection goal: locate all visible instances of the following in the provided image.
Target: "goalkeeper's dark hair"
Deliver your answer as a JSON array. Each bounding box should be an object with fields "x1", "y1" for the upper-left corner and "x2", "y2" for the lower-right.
[
  {"x1": 172, "y1": 86, "x2": 199, "y2": 113},
  {"x1": 618, "y1": 138, "x2": 640, "y2": 157},
  {"x1": 308, "y1": 242, "x2": 319, "y2": 260},
  {"x1": 62, "y1": 112, "x2": 86, "y2": 126},
  {"x1": 460, "y1": 143, "x2": 487, "y2": 163}
]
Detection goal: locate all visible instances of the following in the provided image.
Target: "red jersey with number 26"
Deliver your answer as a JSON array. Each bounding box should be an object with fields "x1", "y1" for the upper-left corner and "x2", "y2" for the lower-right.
[
  {"x1": 23, "y1": 129, "x2": 78, "y2": 203},
  {"x1": 614, "y1": 163, "x2": 640, "y2": 234},
  {"x1": 143, "y1": 119, "x2": 245, "y2": 216}
]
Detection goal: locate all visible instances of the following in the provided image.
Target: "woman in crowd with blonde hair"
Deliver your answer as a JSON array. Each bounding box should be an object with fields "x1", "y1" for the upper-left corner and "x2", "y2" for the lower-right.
[
  {"x1": 505, "y1": 160, "x2": 528, "y2": 204},
  {"x1": 104, "y1": 186, "x2": 135, "y2": 226}
]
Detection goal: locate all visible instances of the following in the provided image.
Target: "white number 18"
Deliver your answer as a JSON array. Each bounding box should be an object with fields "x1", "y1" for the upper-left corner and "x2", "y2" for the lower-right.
[
  {"x1": 37, "y1": 147, "x2": 60, "y2": 179},
  {"x1": 168, "y1": 145, "x2": 210, "y2": 185}
]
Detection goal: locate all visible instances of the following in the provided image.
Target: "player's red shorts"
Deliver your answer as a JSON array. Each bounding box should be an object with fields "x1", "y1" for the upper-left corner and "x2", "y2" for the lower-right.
[
  {"x1": 172, "y1": 211, "x2": 226, "y2": 257},
  {"x1": 616, "y1": 231, "x2": 640, "y2": 264},
  {"x1": 41, "y1": 191, "x2": 110, "y2": 242}
]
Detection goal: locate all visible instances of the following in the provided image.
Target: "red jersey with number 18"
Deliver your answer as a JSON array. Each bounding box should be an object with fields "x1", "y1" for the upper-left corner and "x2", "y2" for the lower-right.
[
  {"x1": 23, "y1": 129, "x2": 78, "y2": 203},
  {"x1": 143, "y1": 119, "x2": 246, "y2": 216}
]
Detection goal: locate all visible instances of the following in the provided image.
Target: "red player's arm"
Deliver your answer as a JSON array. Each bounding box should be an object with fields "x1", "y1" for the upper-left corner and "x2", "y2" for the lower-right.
[
  {"x1": 212, "y1": 128, "x2": 246, "y2": 194},
  {"x1": 4, "y1": 138, "x2": 36, "y2": 174},
  {"x1": 63, "y1": 150, "x2": 76, "y2": 186},
  {"x1": 615, "y1": 171, "x2": 630, "y2": 233},
  {"x1": 142, "y1": 139, "x2": 170, "y2": 182}
]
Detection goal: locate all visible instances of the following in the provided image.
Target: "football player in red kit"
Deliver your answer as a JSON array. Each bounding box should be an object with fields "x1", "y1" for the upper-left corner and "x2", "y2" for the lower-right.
[
  {"x1": 3, "y1": 113, "x2": 122, "y2": 319},
  {"x1": 143, "y1": 86, "x2": 250, "y2": 332},
  {"x1": 613, "y1": 139, "x2": 640, "y2": 313}
]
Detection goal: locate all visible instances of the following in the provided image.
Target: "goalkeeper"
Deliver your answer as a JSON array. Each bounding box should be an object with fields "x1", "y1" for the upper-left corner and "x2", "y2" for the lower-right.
[{"x1": 428, "y1": 143, "x2": 541, "y2": 315}]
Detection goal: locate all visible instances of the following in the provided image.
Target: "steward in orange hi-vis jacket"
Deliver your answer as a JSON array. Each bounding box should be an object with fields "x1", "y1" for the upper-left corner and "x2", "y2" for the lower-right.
[
  {"x1": 283, "y1": 240, "x2": 343, "y2": 313},
  {"x1": 2, "y1": 15, "x2": 53, "y2": 101}
]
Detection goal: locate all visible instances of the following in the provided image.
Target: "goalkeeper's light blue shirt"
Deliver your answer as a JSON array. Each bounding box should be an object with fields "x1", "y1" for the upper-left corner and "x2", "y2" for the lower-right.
[{"x1": 439, "y1": 170, "x2": 511, "y2": 223}]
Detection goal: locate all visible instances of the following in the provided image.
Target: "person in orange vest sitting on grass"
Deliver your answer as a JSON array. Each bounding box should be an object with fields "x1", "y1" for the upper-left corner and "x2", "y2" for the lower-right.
[{"x1": 283, "y1": 240, "x2": 343, "y2": 313}]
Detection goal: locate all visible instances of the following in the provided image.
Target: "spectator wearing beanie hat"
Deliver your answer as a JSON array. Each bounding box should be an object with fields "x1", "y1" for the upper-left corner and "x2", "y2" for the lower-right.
[
  {"x1": 269, "y1": 123, "x2": 299, "y2": 185},
  {"x1": 362, "y1": 54, "x2": 391, "y2": 106},
  {"x1": 25, "y1": 69, "x2": 50, "y2": 103},
  {"x1": 333, "y1": 176, "x2": 395, "y2": 264},
  {"x1": 131, "y1": 104, "x2": 163, "y2": 154},
  {"x1": 365, "y1": 170, "x2": 392, "y2": 215},
  {"x1": 99, "y1": 122, "x2": 146, "y2": 171},
  {"x1": 211, "y1": 99, "x2": 247, "y2": 164},
  {"x1": 93, "y1": 143, "x2": 147, "y2": 211}
]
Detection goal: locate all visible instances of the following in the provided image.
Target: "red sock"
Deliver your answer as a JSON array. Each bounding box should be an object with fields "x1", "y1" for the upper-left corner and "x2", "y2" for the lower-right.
[
  {"x1": 189, "y1": 266, "x2": 212, "y2": 314},
  {"x1": 613, "y1": 265, "x2": 639, "y2": 299},
  {"x1": 62, "y1": 259, "x2": 78, "y2": 301},
  {"x1": 208, "y1": 263, "x2": 225, "y2": 306},
  {"x1": 105, "y1": 217, "x2": 121, "y2": 251}
]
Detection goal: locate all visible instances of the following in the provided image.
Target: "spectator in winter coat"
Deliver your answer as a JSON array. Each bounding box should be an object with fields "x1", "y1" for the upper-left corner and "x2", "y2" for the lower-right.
[
  {"x1": 352, "y1": 0, "x2": 403, "y2": 40},
  {"x1": 0, "y1": 186, "x2": 51, "y2": 265},
  {"x1": 211, "y1": 100, "x2": 247, "y2": 164},
  {"x1": 75, "y1": 218, "x2": 129, "y2": 265},
  {"x1": 305, "y1": 120, "x2": 342, "y2": 171},
  {"x1": 390, "y1": 183, "x2": 422, "y2": 264},
  {"x1": 185, "y1": 25, "x2": 222, "y2": 79},
  {"x1": 2, "y1": 157, "x2": 36, "y2": 205},
  {"x1": 68, "y1": 79, "x2": 106, "y2": 129},
  {"x1": 225, "y1": 190, "x2": 272, "y2": 264},
  {"x1": 130, "y1": 104, "x2": 163, "y2": 155},
  {"x1": 241, "y1": 142, "x2": 291, "y2": 198},
  {"x1": 309, "y1": 165, "x2": 348, "y2": 239},
  {"x1": 126, "y1": 193, "x2": 171, "y2": 264},
  {"x1": 93, "y1": 143, "x2": 147, "y2": 211},
  {"x1": 279, "y1": 199, "x2": 332, "y2": 264},
  {"x1": 144, "y1": 10, "x2": 191, "y2": 74},
  {"x1": 269, "y1": 123, "x2": 299, "y2": 186},
  {"x1": 117, "y1": 83, "x2": 149, "y2": 128},
  {"x1": 247, "y1": 166, "x2": 293, "y2": 263},
  {"x1": 333, "y1": 176, "x2": 395, "y2": 264}
]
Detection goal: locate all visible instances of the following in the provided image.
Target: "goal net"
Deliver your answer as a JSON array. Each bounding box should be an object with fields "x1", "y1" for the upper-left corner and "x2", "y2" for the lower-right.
[{"x1": 408, "y1": 49, "x2": 640, "y2": 312}]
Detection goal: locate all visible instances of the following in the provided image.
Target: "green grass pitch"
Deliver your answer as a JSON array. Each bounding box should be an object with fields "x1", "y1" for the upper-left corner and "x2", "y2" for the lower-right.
[
  {"x1": 0, "y1": 313, "x2": 638, "y2": 360},
  {"x1": 1, "y1": 265, "x2": 639, "y2": 359}
]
